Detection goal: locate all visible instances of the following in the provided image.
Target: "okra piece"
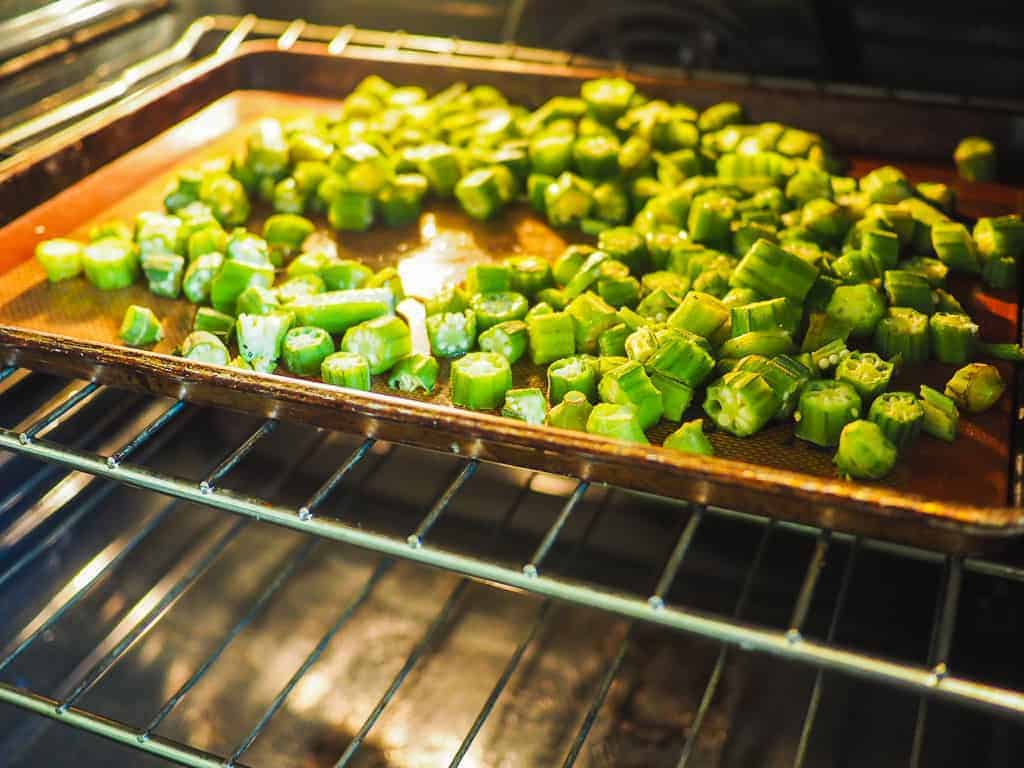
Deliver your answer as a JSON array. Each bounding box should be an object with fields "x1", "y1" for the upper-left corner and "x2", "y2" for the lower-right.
[
  {"x1": 450, "y1": 352, "x2": 513, "y2": 410},
  {"x1": 650, "y1": 373, "x2": 693, "y2": 421},
  {"x1": 282, "y1": 326, "x2": 335, "y2": 376},
  {"x1": 90, "y1": 219, "x2": 134, "y2": 242},
  {"x1": 378, "y1": 173, "x2": 429, "y2": 228},
  {"x1": 119, "y1": 305, "x2": 162, "y2": 347},
  {"x1": 719, "y1": 330, "x2": 795, "y2": 359},
  {"x1": 407, "y1": 142, "x2": 460, "y2": 193},
  {"x1": 703, "y1": 370, "x2": 779, "y2": 437},
  {"x1": 236, "y1": 311, "x2": 294, "y2": 372},
  {"x1": 597, "y1": 272, "x2": 641, "y2": 308},
  {"x1": 834, "y1": 420, "x2": 897, "y2": 481},
  {"x1": 598, "y1": 323, "x2": 630, "y2": 357},
  {"x1": 236, "y1": 285, "x2": 281, "y2": 316},
  {"x1": 979, "y1": 342, "x2": 1024, "y2": 362},
  {"x1": 225, "y1": 229, "x2": 271, "y2": 266},
  {"x1": 529, "y1": 134, "x2": 574, "y2": 177},
  {"x1": 859, "y1": 165, "x2": 913, "y2": 204},
  {"x1": 263, "y1": 214, "x2": 315, "y2": 263},
  {"x1": 698, "y1": 101, "x2": 744, "y2": 133},
  {"x1": 387, "y1": 353, "x2": 439, "y2": 393},
  {"x1": 663, "y1": 419, "x2": 714, "y2": 456},
  {"x1": 321, "y1": 351, "x2": 372, "y2": 390},
  {"x1": 544, "y1": 172, "x2": 594, "y2": 228},
  {"x1": 527, "y1": 310, "x2": 575, "y2": 365},
  {"x1": 229, "y1": 355, "x2": 253, "y2": 371},
  {"x1": 502, "y1": 387, "x2": 548, "y2": 425},
  {"x1": 882, "y1": 270, "x2": 933, "y2": 315},
  {"x1": 425, "y1": 285, "x2": 470, "y2": 317},
  {"x1": 916, "y1": 182, "x2": 957, "y2": 214},
  {"x1": 793, "y1": 380, "x2": 862, "y2": 448},
  {"x1": 581, "y1": 78, "x2": 635, "y2": 123},
  {"x1": 954, "y1": 136, "x2": 996, "y2": 182},
  {"x1": 341, "y1": 315, "x2": 413, "y2": 375},
  {"x1": 929, "y1": 312, "x2": 979, "y2": 364},
  {"x1": 477, "y1": 319, "x2": 528, "y2": 363},
  {"x1": 625, "y1": 327, "x2": 660, "y2": 365},
  {"x1": 563, "y1": 251, "x2": 609, "y2": 299},
  {"x1": 82, "y1": 238, "x2": 139, "y2": 290},
  {"x1": 667, "y1": 291, "x2": 730, "y2": 340},
  {"x1": 835, "y1": 352, "x2": 894, "y2": 403},
  {"x1": 809, "y1": 338, "x2": 850, "y2": 374},
  {"x1": 586, "y1": 403, "x2": 649, "y2": 444},
  {"x1": 734, "y1": 354, "x2": 810, "y2": 418},
  {"x1": 546, "y1": 390, "x2": 594, "y2": 431},
  {"x1": 801, "y1": 198, "x2": 848, "y2": 244},
  {"x1": 730, "y1": 297, "x2": 800, "y2": 337},
  {"x1": 868, "y1": 391, "x2": 924, "y2": 451},
  {"x1": 321, "y1": 259, "x2": 374, "y2": 291},
  {"x1": 332, "y1": 142, "x2": 393, "y2": 196},
  {"x1": 328, "y1": 190, "x2": 375, "y2": 232},
  {"x1": 982, "y1": 256, "x2": 1017, "y2": 291},
  {"x1": 548, "y1": 355, "x2": 599, "y2": 404},
  {"x1": 35, "y1": 238, "x2": 83, "y2": 282},
  {"x1": 687, "y1": 194, "x2": 736, "y2": 249},
  {"x1": 598, "y1": 226, "x2": 648, "y2": 274},
  {"x1": 210, "y1": 259, "x2": 275, "y2": 315},
  {"x1": 945, "y1": 362, "x2": 1005, "y2": 413},
  {"x1": 931, "y1": 222, "x2": 980, "y2": 273},
  {"x1": 188, "y1": 225, "x2": 228, "y2": 260},
  {"x1": 919, "y1": 384, "x2": 959, "y2": 442},
  {"x1": 505, "y1": 255, "x2": 554, "y2": 298},
  {"x1": 598, "y1": 360, "x2": 663, "y2": 430},
  {"x1": 246, "y1": 118, "x2": 290, "y2": 177},
  {"x1": 730, "y1": 238, "x2": 819, "y2": 302},
  {"x1": 289, "y1": 289, "x2": 393, "y2": 333},
  {"x1": 645, "y1": 334, "x2": 716, "y2": 388},
  {"x1": 199, "y1": 172, "x2": 250, "y2": 228},
  {"x1": 180, "y1": 330, "x2": 230, "y2": 366},
  {"x1": 286, "y1": 250, "x2": 331, "y2": 279},
  {"x1": 874, "y1": 308, "x2": 930, "y2": 365},
  {"x1": 365, "y1": 267, "x2": 405, "y2": 301},
  {"x1": 141, "y1": 252, "x2": 185, "y2": 299},
  {"x1": 426, "y1": 309, "x2": 477, "y2": 358},
  {"x1": 455, "y1": 167, "x2": 506, "y2": 220},
  {"x1": 182, "y1": 251, "x2": 223, "y2": 304},
  {"x1": 527, "y1": 173, "x2": 555, "y2": 213},
  {"x1": 721, "y1": 287, "x2": 762, "y2": 309},
  {"x1": 825, "y1": 284, "x2": 886, "y2": 339},
  {"x1": 974, "y1": 215, "x2": 1024, "y2": 260},
  {"x1": 573, "y1": 134, "x2": 621, "y2": 179},
  {"x1": 465, "y1": 263, "x2": 512, "y2": 295},
  {"x1": 135, "y1": 211, "x2": 185, "y2": 257},
  {"x1": 193, "y1": 307, "x2": 235, "y2": 342},
  {"x1": 164, "y1": 170, "x2": 201, "y2": 212},
  {"x1": 470, "y1": 291, "x2": 529, "y2": 331},
  {"x1": 861, "y1": 228, "x2": 900, "y2": 274},
  {"x1": 552, "y1": 245, "x2": 593, "y2": 287},
  {"x1": 566, "y1": 292, "x2": 618, "y2": 353}
]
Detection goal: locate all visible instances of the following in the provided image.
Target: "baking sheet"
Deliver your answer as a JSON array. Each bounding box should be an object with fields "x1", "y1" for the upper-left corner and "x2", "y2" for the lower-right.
[{"x1": 0, "y1": 46, "x2": 1022, "y2": 551}]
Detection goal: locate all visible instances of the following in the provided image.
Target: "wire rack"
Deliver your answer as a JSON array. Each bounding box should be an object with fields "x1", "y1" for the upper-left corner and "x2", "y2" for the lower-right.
[{"x1": 2, "y1": 13, "x2": 1024, "y2": 768}]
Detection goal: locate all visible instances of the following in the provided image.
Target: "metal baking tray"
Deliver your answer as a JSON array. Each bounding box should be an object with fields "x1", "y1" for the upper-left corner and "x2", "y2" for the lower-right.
[{"x1": 1, "y1": 39, "x2": 1023, "y2": 552}]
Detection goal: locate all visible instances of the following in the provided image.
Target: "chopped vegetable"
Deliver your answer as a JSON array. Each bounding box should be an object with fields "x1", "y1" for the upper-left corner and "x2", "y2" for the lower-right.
[
  {"x1": 388, "y1": 353, "x2": 439, "y2": 393},
  {"x1": 834, "y1": 420, "x2": 897, "y2": 480},
  {"x1": 663, "y1": 419, "x2": 714, "y2": 455},
  {"x1": 450, "y1": 352, "x2": 512, "y2": 410},
  {"x1": 119, "y1": 305, "x2": 162, "y2": 347},
  {"x1": 502, "y1": 387, "x2": 548, "y2": 425},
  {"x1": 945, "y1": 363, "x2": 1005, "y2": 414}
]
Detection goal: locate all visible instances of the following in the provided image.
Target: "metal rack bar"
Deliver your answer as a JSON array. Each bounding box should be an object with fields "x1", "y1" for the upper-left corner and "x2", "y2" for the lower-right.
[
  {"x1": 226, "y1": 559, "x2": 393, "y2": 766},
  {"x1": 908, "y1": 556, "x2": 964, "y2": 768},
  {"x1": 298, "y1": 437, "x2": 375, "y2": 519},
  {"x1": 0, "y1": 497, "x2": 175, "y2": 672},
  {"x1": 448, "y1": 487, "x2": 613, "y2": 767},
  {"x1": 792, "y1": 540, "x2": 861, "y2": 768},
  {"x1": 523, "y1": 480, "x2": 589, "y2": 577},
  {"x1": 105, "y1": 399, "x2": 186, "y2": 468},
  {"x1": 17, "y1": 382, "x2": 100, "y2": 442},
  {"x1": 143, "y1": 439, "x2": 393, "y2": 740},
  {"x1": 649, "y1": 506, "x2": 704, "y2": 609},
  {"x1": 675, "y1": 522, "x2": 777, "y2": 767},
  {"x1": 407, "y1": 459, "x2": 478, "y2": 547},
  {"x1": 788, "y1": 531, "x2": 832, "y2": 642},
  {"x1": 0, "y1": 401, "x2": 191, "y2": 590},
  {"x1": 199, "y1": 419, "x2": 277, "y2": 493},
  {"x1": 3, "y1": 429, "x2": 1024, "y2": 719}
]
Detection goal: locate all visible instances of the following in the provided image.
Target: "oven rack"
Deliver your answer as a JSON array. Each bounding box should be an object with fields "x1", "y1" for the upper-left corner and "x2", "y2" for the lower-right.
[
  {"x1": 1, "y1": 13, "x2": 1024, "y2": 766},
  {"x1": 2, "y1": 364, "x2": 1024, "y2": 767}
]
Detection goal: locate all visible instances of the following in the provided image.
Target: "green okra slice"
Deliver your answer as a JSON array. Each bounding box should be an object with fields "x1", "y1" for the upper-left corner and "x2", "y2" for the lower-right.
[
  {"x1": 450, "y1": 352, "x2": 513, "y2": 410},
  {"x1": 794, "y1": 380, "x2": 862, "y2": 448},
  {"x1": 387, "y1": 353, "x2": 440, "y2": 393},
  {"x1": 119, "y1": 305, "x2": 162, "y2": 347},
  {"x1": 834, "y1": 420, "x2": 897, "y2": 480},
  {"x1": 663, "y1": 419, "x2": 714, "y2": 456},
  {"x1": 321, "y1": 351, "x2": 372, "y2": 390},
  {"x1": 282, "y1": 326, "x2": 335, "y2": 377},
  {"x1": 341, "y1": 315, "x2": 413, "y2": 375}
]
